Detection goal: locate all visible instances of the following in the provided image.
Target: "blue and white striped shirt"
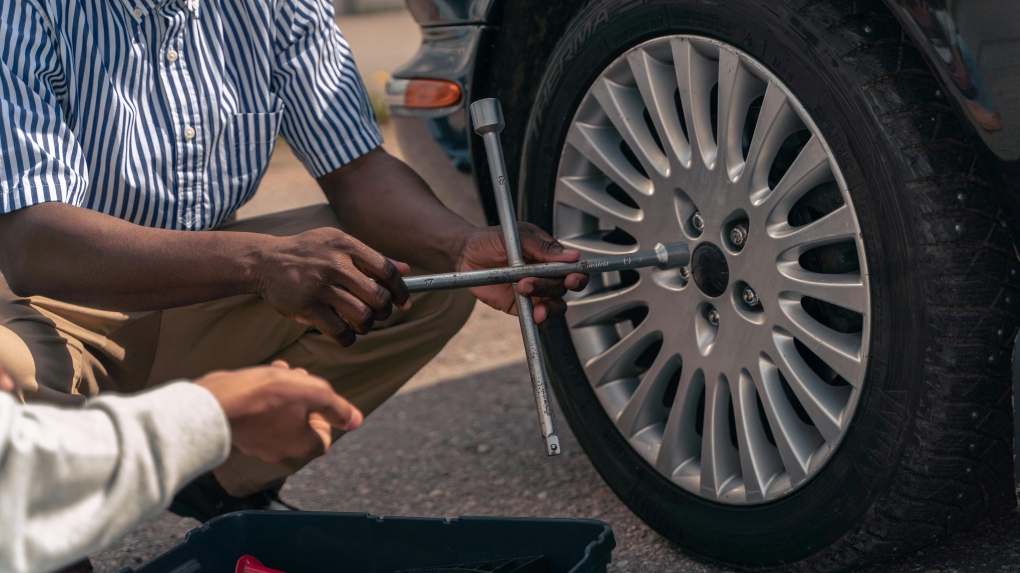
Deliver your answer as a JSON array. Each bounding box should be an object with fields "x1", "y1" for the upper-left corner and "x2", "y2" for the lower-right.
[{"x1": 0, "y1": 0, "x2": 382, "y2": 230}]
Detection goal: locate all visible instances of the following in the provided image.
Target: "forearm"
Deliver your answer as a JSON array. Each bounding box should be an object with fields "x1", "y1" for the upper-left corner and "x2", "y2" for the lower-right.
[
  {"x1": 318, "y1": 148, "x2": 476, "y2": 273},
  {"x1": 0, "y1": 385, "x2": 230, "y2": 573},
  {"x1": 0, "y1": 202, "x2": 268, "y2": 311}
]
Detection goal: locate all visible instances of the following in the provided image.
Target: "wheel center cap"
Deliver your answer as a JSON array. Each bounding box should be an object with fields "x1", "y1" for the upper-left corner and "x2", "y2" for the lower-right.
[{"x1": 691, "y1": 243, "x2": 729, "y2": 297}]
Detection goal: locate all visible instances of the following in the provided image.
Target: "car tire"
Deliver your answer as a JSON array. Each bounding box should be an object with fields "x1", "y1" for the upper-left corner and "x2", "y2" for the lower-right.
[{"x1": 518, "y1": 0, "x2": 1018, "y2": 570}]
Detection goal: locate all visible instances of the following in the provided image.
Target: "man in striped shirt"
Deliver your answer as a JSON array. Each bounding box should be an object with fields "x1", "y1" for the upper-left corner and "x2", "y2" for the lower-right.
[{"x1": 0, "y1": 0, "x2": 587, "y2": 518}]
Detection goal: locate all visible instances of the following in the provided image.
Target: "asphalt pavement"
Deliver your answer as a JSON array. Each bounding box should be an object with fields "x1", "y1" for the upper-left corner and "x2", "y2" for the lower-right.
[{"x1": 90, "y1": 8, "x2": 1020, "y2": 573}]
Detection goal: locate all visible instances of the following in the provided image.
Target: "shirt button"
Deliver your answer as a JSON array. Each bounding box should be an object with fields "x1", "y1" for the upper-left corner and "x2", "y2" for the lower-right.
[
  {"x1": 166, "y1": 50, "x2": 179, "y2": 62},
  {"x1": 132, "y1": 7, "x2": 143, "y2": 17},
  {"x1": 183, "y1": 126, "x2": 196, "y2": 139}
]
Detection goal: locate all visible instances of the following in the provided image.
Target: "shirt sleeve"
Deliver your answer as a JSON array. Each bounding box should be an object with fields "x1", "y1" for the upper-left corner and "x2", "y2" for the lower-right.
[
  {"x1": 271, "y1": 0, "x2": 383, "y2": 178},
  {"x1": 0, "y1": 1, "x2": 89, "y2": 214},
  {"x1": 0, "y1": 382, "x2": 231, "y2": 573}
]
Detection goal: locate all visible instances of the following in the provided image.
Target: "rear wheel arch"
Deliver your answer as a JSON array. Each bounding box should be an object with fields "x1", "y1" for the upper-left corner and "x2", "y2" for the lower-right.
[{"x1": 469, "y1": 0, "x2": 586, "y2": 224}]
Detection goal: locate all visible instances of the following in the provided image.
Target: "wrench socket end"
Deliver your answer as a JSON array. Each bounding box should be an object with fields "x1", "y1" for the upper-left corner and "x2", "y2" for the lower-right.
[
  {"x1": 656, "y1": 241, "x2": 691, "y2": 269},
  {"x1": 470, "y1": 99, "x2": 505, "y2": 135}
]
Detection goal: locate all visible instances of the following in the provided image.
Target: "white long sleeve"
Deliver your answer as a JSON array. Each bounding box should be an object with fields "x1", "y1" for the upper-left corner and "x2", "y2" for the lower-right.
[{"x1": 0, "y1": 383, "x2": 232, "y2": 573}]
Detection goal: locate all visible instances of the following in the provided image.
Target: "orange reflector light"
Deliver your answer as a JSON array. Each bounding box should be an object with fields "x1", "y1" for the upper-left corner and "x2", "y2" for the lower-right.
[{"x1": 405, "y1": 79, "x2": 462, "y2": 109}]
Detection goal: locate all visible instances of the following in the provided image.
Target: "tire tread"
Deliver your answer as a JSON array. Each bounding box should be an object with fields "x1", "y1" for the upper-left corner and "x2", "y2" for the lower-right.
[{"x1": 790, "y1": 0, "x2": 1017, "y2": 570}]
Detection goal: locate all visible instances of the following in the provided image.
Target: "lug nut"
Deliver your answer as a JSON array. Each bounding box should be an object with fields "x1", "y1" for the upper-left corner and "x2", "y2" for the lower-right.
[
  {"x1": 708, "y1": 308, "x2": 720, "y2": 326},
  {"x1": 743, "y1": 286, "x2": 760, "y2": 306},
  {"x1": 730, "y1": 223, "x2": 748, "y2": 247},
  {"x1": 679, "y1": 265, "x2": 690, "y2": 280},
  {"x1": 692, "y1": 212, "x2": 705, "y2": 232}
]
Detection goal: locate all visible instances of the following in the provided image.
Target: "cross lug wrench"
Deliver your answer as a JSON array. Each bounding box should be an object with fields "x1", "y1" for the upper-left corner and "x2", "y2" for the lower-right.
[{"x1": 402, "y1": 99, "x2": 691, "y2": 456}]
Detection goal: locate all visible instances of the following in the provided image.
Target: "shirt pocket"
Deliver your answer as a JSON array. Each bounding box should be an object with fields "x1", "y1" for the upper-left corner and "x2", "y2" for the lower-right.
[{"x1": 220, "y1": 109, "x2": 284, "y2": 207}]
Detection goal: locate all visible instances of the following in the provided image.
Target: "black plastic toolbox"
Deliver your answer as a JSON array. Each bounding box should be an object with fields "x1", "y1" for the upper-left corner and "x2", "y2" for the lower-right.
[{"x1": 120, "y1": 512, "x2": 616, "y2": 573}]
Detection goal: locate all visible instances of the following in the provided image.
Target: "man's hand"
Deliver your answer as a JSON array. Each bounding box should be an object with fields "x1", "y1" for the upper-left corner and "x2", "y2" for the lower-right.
[
  {"x1": 195, "y1": 361, "x2": 362, "y2": 464},
  {"x1": 252, "y1": 228, "x2": 412, "y2": 346},
  {"x1": 456, "y1": 223, "x2": 589, "y2": 323}
]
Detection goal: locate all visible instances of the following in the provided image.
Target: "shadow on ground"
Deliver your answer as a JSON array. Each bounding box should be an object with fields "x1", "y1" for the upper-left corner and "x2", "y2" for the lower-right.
[{"x1": 94, "y1": 361, "x2": 1020, "y2": 573}]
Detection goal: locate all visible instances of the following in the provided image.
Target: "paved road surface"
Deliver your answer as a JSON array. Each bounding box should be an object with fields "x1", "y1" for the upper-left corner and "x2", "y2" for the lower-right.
[{"x1": 91, "y1": 8, "x2": 1020, "y2": 573}]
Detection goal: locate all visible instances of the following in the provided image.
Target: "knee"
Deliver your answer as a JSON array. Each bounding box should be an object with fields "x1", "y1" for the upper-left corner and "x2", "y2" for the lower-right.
[{"x1": 0, "y1": 326, "x2": 40, "y2": 393}]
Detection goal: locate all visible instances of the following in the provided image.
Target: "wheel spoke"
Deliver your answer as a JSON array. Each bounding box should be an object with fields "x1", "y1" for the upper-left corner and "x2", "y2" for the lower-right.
[
  {"x1": 771, "y1": 204, "x2": 858, "y2": 257},
  {"x1": 759, "y1": 135, "x2": 832, "y2": 210},
  {"x1": 716, "y1": 48, "x2": 767, "y2": 180},
  {"x1": 700, "y1": 374, "x2": 740, "y2": 499},
  {"x1": 671, "y1": 38, "x2": 718, "y2": 168},
  {"x1": 627, "y1": 47, "x2": 691, "y2": 169},
  {"x1": 567, "y1": 122, "x2": 652, "y2": 198},
  {"x1": 656, "y1": 368, "x2": 704, "y2": 476},
  {"x1": 776, "y1": 262, "x2": 867, "y2": 314},
  {"x1": 558, "y1": 233, "x2": 639, "y2": 256},
  {"x1": 592, "y1": 77, "x2": 669, "y2": 178},
  {"x1": 771, "y1": 332, "x2": 848, "y2": 443},
  {"x1": 583, "y1": 321, "x2": 660, "y2": 387},
  {"x1": 614, "y1": 352, "x2": 681, "y2": 438},
  {"x1": 743, "y1": 83, "x2": 801, "y2": 196},
  {"x1": 755, "y1": 355, "x2": 823, "y2": 486},
  {"x1": 777, "y1": 295, "x2": 864, "y2": 384},
  {"x1": 556, "y1": 175, "x2": 645, "y2": 233},
  {"x1": 732, "y1": 370, "x2": 783, "y2": 501},
  {"x1": 566, "y1": 288, "x2": 643, "y2": 328}
]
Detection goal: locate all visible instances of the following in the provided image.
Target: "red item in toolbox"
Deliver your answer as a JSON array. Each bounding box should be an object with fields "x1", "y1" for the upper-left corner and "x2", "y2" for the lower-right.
[{"x1": 235, "y1": 555, "x2": 287, "y2": 573}]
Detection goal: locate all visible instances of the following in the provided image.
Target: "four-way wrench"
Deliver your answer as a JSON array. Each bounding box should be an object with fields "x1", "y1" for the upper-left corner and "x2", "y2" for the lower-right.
[{"x1": 404, "y1": 98, "x2": 690, "y2": 455}]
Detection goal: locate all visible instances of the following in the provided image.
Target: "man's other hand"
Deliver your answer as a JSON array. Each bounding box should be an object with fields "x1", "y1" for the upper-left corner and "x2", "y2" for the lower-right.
[
  {"x1": 252, "y1": 228, "x2": 411, "y2": 346},
  {"x1": 456, "y1": 223, "x2": 589, "y2": 323},
  {"x1": 195, "y1": 361, "x2": 362, "y2": 464}
]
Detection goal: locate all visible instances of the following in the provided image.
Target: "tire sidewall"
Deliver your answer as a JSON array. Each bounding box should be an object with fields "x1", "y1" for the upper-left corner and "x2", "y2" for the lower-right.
[{"x1": 520, "y1": 0, "x2": 926, "y2": 565}]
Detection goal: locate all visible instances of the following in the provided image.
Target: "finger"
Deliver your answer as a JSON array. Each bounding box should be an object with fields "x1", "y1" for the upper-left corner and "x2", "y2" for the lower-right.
[
  {"x1": 294, "y1": 367, "x2": 309, "y2": 376},
  {"x1": 332, "y1": 272, "x2": 394, "y2": 321},
  {"x1": 292, "y1": 424, "x2": 329, "y2": 460},
  {"x1": 314, "y1": 392, "x2": 363, "y2": 432},
  {"x1": 516, "y1": 277, "x2": 568, "y2": 299},
  {"x1": 309, "y1": 307, "x2": 356, "y2": 347},
  {"x1": 291, "y1": 376, "x2": 364, "y2": 432},
  {"x1": 0, "y1": 371, "x2": 13, "y2": 393},
  {"x1": 308, "y1": 413, "x2": 334, "y2": 449},
  {"x1": 347, "y1": 244, "x2": 412, "y2": 310},
  {"x1": 565, "y1": 272, "x2": 590, "y2": 292},
  {"x1": 518, "y1": 225, "x2": 579, "y2": 263},
  {"x1": 390, "y1": 259, "x2": 411, "y2": 277},
  {"x1": 269, "y1": 360, "x2": 290, "y2": 369},
  {"x1": 325, "y1": 288, "x2": 376, "y2": 335},
  {"x1": 533, "y1": 298, "x2": 568, "y2": 324}
]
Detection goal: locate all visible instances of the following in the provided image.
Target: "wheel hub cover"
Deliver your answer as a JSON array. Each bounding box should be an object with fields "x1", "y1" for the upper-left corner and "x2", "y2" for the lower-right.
[{"x1": 691, "y1": 243, "x2": 729, "y2": 297}]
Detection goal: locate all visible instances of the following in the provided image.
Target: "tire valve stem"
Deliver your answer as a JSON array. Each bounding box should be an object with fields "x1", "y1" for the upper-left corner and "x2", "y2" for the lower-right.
[{"x1": 708, "y1": 308, "x2": 720, "y2": 326}]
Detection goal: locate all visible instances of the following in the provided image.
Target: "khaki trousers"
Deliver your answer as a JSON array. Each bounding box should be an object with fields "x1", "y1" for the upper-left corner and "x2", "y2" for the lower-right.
[{"x1": 0, "y1": 205, "x2": 475, "y2": 496}]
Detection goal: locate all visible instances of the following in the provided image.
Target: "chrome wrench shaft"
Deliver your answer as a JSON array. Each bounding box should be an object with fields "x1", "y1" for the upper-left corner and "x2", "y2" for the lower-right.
[
  {"x1": 404, "y1": 242, "x2": 690, "y2": 293},
  {"x1": 470, "y1": 98, "x2": 561, "y2": 456}
]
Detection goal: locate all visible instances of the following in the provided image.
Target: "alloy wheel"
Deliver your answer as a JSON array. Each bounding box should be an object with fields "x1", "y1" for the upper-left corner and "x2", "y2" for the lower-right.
[{"x1": 554, "y1": 36, "x2": 870, "y2": 504}]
